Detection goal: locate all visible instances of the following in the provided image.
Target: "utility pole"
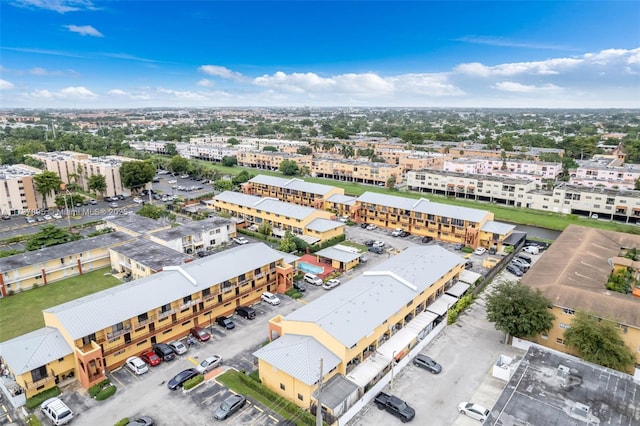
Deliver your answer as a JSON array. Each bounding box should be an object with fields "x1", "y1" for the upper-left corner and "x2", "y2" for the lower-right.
[{"x1": 316, "y1": 358, "x2": 323, "y2": 426}]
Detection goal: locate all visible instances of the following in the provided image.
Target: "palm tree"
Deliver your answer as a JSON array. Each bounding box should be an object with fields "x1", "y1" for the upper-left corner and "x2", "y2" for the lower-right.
[{"x1": 33, "y1": 171, "x2": 63, "y2": 208}]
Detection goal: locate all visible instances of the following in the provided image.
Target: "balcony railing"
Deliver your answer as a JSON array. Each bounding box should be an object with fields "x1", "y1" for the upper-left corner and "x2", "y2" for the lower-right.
[
  {"x1": 25, "y1": 375, "x2": 56, "y2": 391},
  {"x1": 107, "y1": 325, "x2": 132, "y2": 342},
  {"x1": 158, "y1": 308, "x2": 176, "y2": 320}
]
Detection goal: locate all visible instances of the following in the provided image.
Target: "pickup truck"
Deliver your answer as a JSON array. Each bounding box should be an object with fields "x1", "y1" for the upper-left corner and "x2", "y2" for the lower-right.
[{"x1": 374, "y1": 392, "x2": 415, "y2": 423}]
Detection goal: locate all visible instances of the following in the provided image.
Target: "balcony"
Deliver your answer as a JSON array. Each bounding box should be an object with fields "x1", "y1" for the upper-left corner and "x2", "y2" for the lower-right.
[
  {"x1": 158, "y1": 308, "x2": 176, "y2": 320},
  {"x1": 25, "y1": 375, "x2": 56, "y2": 391},
  {"x1": 107, "y1": 325, "x2": 132, "y2": 342}
]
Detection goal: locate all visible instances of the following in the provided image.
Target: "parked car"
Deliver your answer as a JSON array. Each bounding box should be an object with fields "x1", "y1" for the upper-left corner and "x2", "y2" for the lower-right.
[
  {"x1": 52, "y1": 213, "x2": 62, "y2": 219},
  {"x1": 514, "y1": 253, "x2": 533, "y2": 263},
  {"x1": 293, "y1": 281, "x2": 307, "y2": 292},
  {"x1": 126, "y1": 416, "x2": 154, "y2": 426},
  {"x1": 399, "y1": 230, "x2": 410, "y2": 237},
  {"x1": 522, "y1": 245, "x2": 540, "y2": 255},
  {"x1": 133, "y1": 197, "x2": 143, "y2": 204},
  {"x1": 458, "y1": 402, "x2": 490, "y2": 422},
  {"x1": 109, "y1": 202, "x2": 118, "y2": 208},
  {"x1": 366, "y1": 224, "x2": 378, "y2": 231},
  {"x1": 167, "y1": 368, "x2": 199, "y2": 390},
  {"x1": 168, "y1": 340, "x2": 188, "y2": 355},
  {"x1": 190, "y1": 326, "x2": 211, "y2": 342},
  {"x1": 26, "y1": 216, "x2": 36, "y2": 224},
  {"x1": 510, "y1": 257, "x2": 530, "y2": 272},
  {"x1": 214, "y1": 394, "x2": 246, "y2": 420},
  {"x1": 368, "y1": 246, "x2": 384, "y2": 254},
  {"x1": 1, "y1": 215, "x2": 10, "y2": 220},
  {"x1": 261, "y1": 291, "x2": 281, "y2": 305},
  {"x1": 359, "y1": 255, "x2": 368, "y2": 263},
  {"x1": 180, "y1": 174, "x2": 189, "y2": 179},
  {"x1": 232, "y1": 237, "x2": 249, "y2": 245},
  {"x1": 374, "y1": 392, "x2": 415, "y2": 423},
  {"x1": 41, "y1": 397, "x2": 74, "y2": 425},
  {"x1": 372, "y1": 241, "x2": 385, "y2": 248},
  {"x1": 454, "y1": 243, "x2": 465, "y2": 250},
  {"x1": 360, "y1": 223, "x2": 369, "y2": 229},
  {"x1": 125, "y1": 356, "x2": 149, "y2": 375},
  {"x1": 421, "y1": 236, "x2": 434, "y2": 243},
  {"x1": 464, "y1": 261, "x2": 473, "y2": 270},
  {"x1": 153, "y1": 343, "x2": 176, "y2": 362},
  {"x1": 391, "y1": 228, "x2": 403, "y2": 237},
  {"x1": 322, "y1": 279, "x2": 340, "y2": 290},
  {"x1": 140, "y1": 350, "x2": 161, "y2": 366},
  {"x1": 235, "y1": 306, "x2": 256, "y2": 319},
  {"x1": 413, "y1": 354, "x2": 442, "y2": 374},
  {"x1": 89, "y1": 199, "x2": 97, "y2": 205},
  {"x1": 303, "y1": 273, "x2": 323, "y2": 286},
  {"x1": 216, "y1": 316, "x2": 235, "y2": 329},
  {"x1": 506, "y1": 263, "x2": 524, "y2": 277},
  {"x1": 474, "y1": 247, "x2": 487, "y2": 255},
  {"x1": 43, "y1": 214, "x2": 53, "y2": 220},
  {"x1": 196, "y1": 355, "x2": 222, "y2": 374},
  {"x1": 364, "y1": 239, "x2": 376, "y2": 247}
]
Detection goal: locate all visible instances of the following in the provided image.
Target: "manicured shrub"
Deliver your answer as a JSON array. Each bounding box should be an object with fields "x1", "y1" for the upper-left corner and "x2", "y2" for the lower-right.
[
  {"x1": 25, "y1": 386, "x2": 61, "y2": 409},
  {"x1": 88, "y1": 379, "x2": 110, "y2": 398},
  {"x1": 95, "y1": 384, "x2": 117, "y2": 400},
  {"x1": 114, "y1": 418, "x2": 130, "y2": 426},
  {"x1": 183, "y1": 374, "x2": 204, "y2": 390}
]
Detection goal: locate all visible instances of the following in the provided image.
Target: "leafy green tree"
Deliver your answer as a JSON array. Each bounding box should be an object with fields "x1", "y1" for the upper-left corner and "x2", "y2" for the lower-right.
[
  {"x1": 563, "y1": 311, "x2": 635, "y2": 373},
  {"x1": 263, "y1": 146, "x2": 278, "y2": 152},
  {"x1": 227, "y1": 138, "x2": 240, "y2": 145},
  {"x1": 164, "y1": 143, "x2": 177, "y2": 156},
  {"x1": 222, "y1": 156, "x2": 237, "y2": 167},
  {"x1": 214, "y1": 179, "x2": 233, "y2": 192},
  {"x1": 635, "y1": 178, "x2": 640, "y2": 191},
  {"x1": 88, "y1": 174, "x2": 107, "y2": 196},
  {"x1": 278, "y1": 231, "x2": 297, "y2": 253},
  {"x1": 25, "y1": 224, "x2": 81, "y2": 251},
  {"x1": 258, "y1": 222, "x2": 272, "y2": 237},
  {"x1": 386, "y1": 176, "x2": 397, "y2": 188},
  {"x1": 119, "y1": 161, "x2": 155, "y2": 193},
  {"x1": 169, "y1": 155, "x2": 189, "y2": 174},
  {"x1": 136, "y1": 204, "x2": 166, "y2": 220},
  {"x1": 54, "y1": 193, "x2": 83, "y2": 209},
  {"x1": 33, "y1": 171, "x2": 62, "y2": 208},
  {"x1": 332, "y1": 127, "x2": 348, "y2": 139},
  {"x1": 279, "y1": 160, "x2": 299, "y2": 176},
  {"x1": 296, "y1": 146, "x2": 313, "y2": 155},
  {"x1": 486, "y1": 281, "x2": 555, "y2": 339},
  {"x1": 231, "y1": 170, "x2": 253, "y2": 185}
]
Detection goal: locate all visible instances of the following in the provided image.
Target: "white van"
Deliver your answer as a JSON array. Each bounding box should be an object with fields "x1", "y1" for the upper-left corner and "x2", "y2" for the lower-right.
[
  {"x1": 303, "y1": 273, "x2": 323, "y2": 286},
  {"x1": 41, "y1": 397, "x2": 74, "y2": 425}
]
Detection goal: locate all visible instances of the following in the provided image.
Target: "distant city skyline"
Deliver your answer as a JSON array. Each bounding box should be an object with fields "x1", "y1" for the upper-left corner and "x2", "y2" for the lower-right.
[{"x1": 1, "y1": 0, "x2": 639, "y2": 109}]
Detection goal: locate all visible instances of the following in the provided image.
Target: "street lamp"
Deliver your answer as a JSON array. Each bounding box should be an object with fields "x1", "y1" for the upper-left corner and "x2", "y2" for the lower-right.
[{"x1": 390, "y1": 350, "x2": 396, "y2": 390}]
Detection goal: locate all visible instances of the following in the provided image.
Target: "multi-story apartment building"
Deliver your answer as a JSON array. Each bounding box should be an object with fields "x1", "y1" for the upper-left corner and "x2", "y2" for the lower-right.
[
  {"x1": 30, "y1": 151, "x2": 137, "y2": 197},
  {"x1": 375, "y1": 148, "x2": 446, "y2": 172},
  {"x1": 571, "y1": 160, "x2": 640, "y2": 190},
  {"x1": 406, "y1": 169, "x2": 537, "y2": 206},
  {"x1": 237, "y1": 151, "x2": 312, "y2": 171},
  {"x1": 355, "y1": 192, "x2": 514, "y2": 250},
  {"x1": 0, "y1": 243, "x2": 294, "y2": 400},
  {"x1": 0, "y1": 164, "x2": 45, "y2": 215},
  {"x1": 148, "y1": 217, "x2": 236, "y2": 254},
  {"x1": 0, "y1": 232, "x2": 132, "y2": 296},
  {"x1": 255, "y1": 246, "x2": 465, "y2": 414},
  {"x1": 209, "y1": 192, "x2": 344, "y2": 244},
  {"x1": 312, "y1": 158, "x2": 403, "y2": 186},
  {"x1": 520, "y1": 225, "x2": 640, "y2": 376},
  {"x1": 242, "y1": 175, "x2": 345, "y2": 210},
  {"x1": 437, "y1": 143, "x2": 565, "y2": 160},
  {"x1": 109, "y1": 239, "x2": 194, "y2": 281},
  {"x1": 100, "y1": 214, "x2": 169, "y2": 238},
  {"x1": 443, "y1": 158, "x2": 562, "y2": 182}
]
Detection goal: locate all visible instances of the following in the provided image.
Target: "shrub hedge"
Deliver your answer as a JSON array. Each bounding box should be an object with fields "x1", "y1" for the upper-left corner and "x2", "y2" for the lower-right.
[
  {"x1": 88, "y1": 379, "x2": 110, "y2": 398},
  {"x1": 114, "y1": 418, "x2": 130, "y2": 426},
  {"x1": 183, "y1": 374, "x2": 204, "y2": 390},
  {"x1": 25, "y1": 386, "x2": 61, "y2": 409},
  {"x1": 447, "y1": 294, "x2": 475, "y2": 325},
  {"x1": 95, "y1": 384, "x2": 117, "y2": 401}
]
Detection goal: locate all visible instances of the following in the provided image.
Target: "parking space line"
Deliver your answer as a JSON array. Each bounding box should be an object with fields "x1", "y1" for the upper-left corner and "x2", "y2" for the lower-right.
[
  {"x1": 110, "y1": 373, "x2": 126, "y2": 388},
  {"x1": 253, "y1": 406, "x2": 264, "y2": 413},
  {"x1": 268, "y1": 414, "x2": 278, "y2": 422},
  {"x1": 187, "y1": 357, "x2": 199, "y2": 366}
]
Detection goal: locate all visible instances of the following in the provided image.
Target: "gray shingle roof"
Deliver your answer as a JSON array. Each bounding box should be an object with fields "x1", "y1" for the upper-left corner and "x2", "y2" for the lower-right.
[
  {"x1": 357, "y1": 192, "x2": 490, "y2": 223},
  {"x1": 0, "y1": 232, "x2": 132, "y2": 272},
  {"x1": 110, "y1": 239, "x2": 194, "y2": 271},
  {"x1": 305, "y1": 218, "x2": 344, "y2": 233},
  {"x1": 284, "y1": 246, "x2": 464, "y2": 348},
  {"x1": 214, "y1": 191, "x2": 320, "y2": 220},
  {"x1": 149, "y1": 217, "x2": 234, "y2": 241},
  {"x1": 0, "y1": 327, "x2": 72, "y2": 374},
  {"x1": 249, "y1": 175, "x2": 338, "y2": 196},
  {"x1": 44, "y1": 243, "x2": 284, "y2": 340},
  {"x1": 253, "y1": 334, "x2": 341, "y2": 386},
  {"x1": 480, "y1": 220, "x2": 515, "y2": 235}
]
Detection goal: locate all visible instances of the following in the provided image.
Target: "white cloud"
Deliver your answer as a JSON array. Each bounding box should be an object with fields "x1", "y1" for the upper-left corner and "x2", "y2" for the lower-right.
[
  {"x1": 492, "y1": 81, "x2": 562, "y2": 93},
  {"x1": 28, "y1": 86, "x2": 96, "y2": 99},
  {"x1": 198, "y1": 65, "x2": 244, "y2": 80},
  {"x1": 455, "y1": 57, "x2": 582, "y2": 77},
  {"x1": 0, "y1": 79, "x2": 16, "y2": 90},
  {"x1": 456, "y1": 36, "x2": 573, "y2": 51},
  {"x1": 196, "y1": 79, "x2": 214, "y2": 87},
  {"x1": 157, "y1": 88, "x2": 206, "y2": 100},
  {"x1": 29, "y1": 67, "x2": 64, "y2": 76},
  {"x1": 107, "y1": 88, "x2": 151, "y2": 100},
  {"x1": 12, "y1": 0, "x2": 96, "y2": 13},
  {"x1": 64, "y1": 24, "x2": 103, "y2": 37}
]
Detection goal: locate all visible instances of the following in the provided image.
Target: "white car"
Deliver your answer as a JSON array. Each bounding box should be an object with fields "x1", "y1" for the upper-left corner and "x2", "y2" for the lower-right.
[
  {"x1": 261, "y1": 292, "x2": 280, "y2": 305},
  {"x1": 168, "y1": 179, "x2": 177, "y2": 184},
  {"x1": 322, "y1": 279, "x2": 340, "y2": 290},
  {"x1": 52, "y1": 213, "x2": 62, "y2": 219},
  {"x1": 373, "y1": 241, "x2": 385, "y2": 248},
  {"x1": 474, "y1": 247, "x2": 487, "y2": 255},
  {"x1": 180, "y1": 174, "x2": 189, "y2": 179},
  {"x1": 125, "y1": 356, "x2": 149, "y2": 375},
  {"x1": 233, "y1": 237, "x2": 249, "y2": 245},
  {"x1": 43, "y1": 214, "x2": 53, "y2": 220},
  {"x1": 168, "y1": 340, "x2": 187, "y2": 355},
  {"x1": 522, "y1": 246, "x2": 540, "y2": 255},
  {"x1": 391, "y1": 228, "x2": 403, "y2": 237},
  {"x1": 133, "y1": 197, "x2": 143, "y2": 204},
  {"x1": 196, "y1": 355, "x2": 223, "y2": 374},
  {"x1": 458, "y1": 402, "x2": 489, "y2": 422},
  {"x1": 366, "y1": 224, "x2": 378, "y2": 231}
]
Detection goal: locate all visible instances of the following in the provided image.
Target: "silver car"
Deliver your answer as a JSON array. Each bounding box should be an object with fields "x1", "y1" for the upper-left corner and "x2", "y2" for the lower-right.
[
  {"x1": 125, "y1": 356, "x2": 149, "y2": 375},
  {"x1": 168, "y1": 340, "x2": 187, "y2": 355},
  {"x1": 458, "y1": 402, "x2": 489, "y2": 422},
  {"x1": 196, "y1": 355, "x2": 222, "y2": 374}
]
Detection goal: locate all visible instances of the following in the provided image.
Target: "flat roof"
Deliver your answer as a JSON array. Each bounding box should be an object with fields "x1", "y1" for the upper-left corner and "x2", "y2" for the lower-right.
[
  {"x1": 284, "y1": 246, "x2": 464, "y2": 348},
  {"x1": 44, "y1": 243, "x2": 285, "y2": 339},
  {"x1": 110, "y1": 239, "x2": 194, "y2": 271},
  {"x1": 357, "y1": 191, "x2": 490, "y2": 223},
  {"x1": 314, "y1": 246, "x2": 362, "y2": 263},
  {"x1": 480, "y1": 220, "x2": 515, "y2": 235},
  {"x1": 326, "y1": 194, "x2": 357, "y2": 205},
  {"x1": 149, "y1": 217, "x2": 233, "y2": 241},
  {"x1": 0, "y1": 327, "x2": 72, "y2": 374},
  {"x1": 249, "y1": 175, "x2": 338, "y2": 196},
  {"x1": 105, "y1": 214, "x2": 166, "y2": 235},
  {"x1": 214, "y1": 191, "x2": 320, "y2": 221},
  {"x1": 0, "y1": 232, "x2": 132, "y2": 272},
  {"x1": 305, "y1": 218, "x2": 344, "y2": 233},
  {"x1": 488, "y1": 345, "x2": 640, "y2": 425}
]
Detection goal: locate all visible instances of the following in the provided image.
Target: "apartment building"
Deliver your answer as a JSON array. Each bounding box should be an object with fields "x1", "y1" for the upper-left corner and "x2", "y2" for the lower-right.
[
  {"x1": 312, "y1": 158, "x2": 403, "y2": 186},
  {"x1": 0, "y1": 164, "x2": 44, "y2": 215},
  {"x1": 375, "y1": 148, "x2": 446, "y2": 171},
  {"x1": 0, "y1": 243, "x2": 294, "y2": 400},
  {"x1": 255, "y1": 245, "x2": 465, "y2": 413},
  {"x1": 236, "y1": 151, "x2": 312, "y2": 171},
  {"x1": 100, "y1": 214, "x2": 169, "y2": 237},
  {"x1": 242, "y1": 175, "x2": 344, "y2": 210},
  {"x1": 185, "y1": 144, "x2": 241, "y2": 162},
  {"x1": 438, "y1": 143, "x2": 565, "y2": 160},
  {"x1": 109, "y1": 239, "x2": 194, "y2": 281},
  {"x1": 209, "y1": 192, "x2": 344, "y2": 244},
  {"x1": 0, "y1": 232, "x2": 132, "y2": 296},
  {"x1": 148, "y1": 217, "x2": 236, "y2": 254},
  {"x1": 443, "y1": 158, "x2": 562, "y2": 182},
  {"x1": 130, "y1": 141, "x2": 190, "y2": 157},
  {"x1": 406, "y1": 169, "x2": 537, "y2": 206},
  {"x1": 520, "y1": 225, "x2": 640, "y2": 375},
  {"x1": 571, "y1": 160, "x2": 640, "y2": 190},
  {"x1": 30, "y1": 151, "x2": 135, "y2": 197}
]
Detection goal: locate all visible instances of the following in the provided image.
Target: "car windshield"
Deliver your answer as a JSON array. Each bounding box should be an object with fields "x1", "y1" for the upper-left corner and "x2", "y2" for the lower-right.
[
  {"x1": 220, "y1": 401, "x2": 232, "y2": 410},
  {"x1": 198, "y1": 330, "x2": 207, "y2": 337}
]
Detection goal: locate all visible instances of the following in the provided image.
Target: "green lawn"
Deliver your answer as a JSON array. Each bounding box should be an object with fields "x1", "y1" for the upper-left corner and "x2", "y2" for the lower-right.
[{"x1": 0, "y1": 267, "x2": 121, "y2": 342}]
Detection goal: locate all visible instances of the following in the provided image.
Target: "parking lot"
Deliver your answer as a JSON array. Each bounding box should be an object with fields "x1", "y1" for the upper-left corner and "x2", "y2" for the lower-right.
[{"x1": 152, "y1": 173, "x2": 214, "y2": 200}]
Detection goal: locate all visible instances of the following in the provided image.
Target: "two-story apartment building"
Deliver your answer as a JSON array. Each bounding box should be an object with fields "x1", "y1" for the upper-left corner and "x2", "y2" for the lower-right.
[
  {"x1": 148, "y1": 217, "x2": 236, "y2": 254},
  {"x1": 242, "y1": 175, "x2": 344, "y2": 210},
  {"x1": 571, "y1": 160, "x2": 640, "y2": 190},
  {"x1": 236, "y1": 151, "x2": 312, "y2": 171},
  {"x1": 109, "y1": 239, "x2": 194, "y2": 281},
  {"x1": 312, "y1": 158, "x2": 403, "y2": 186},
  {"x1": 0, "y1": 164, "x2": 45, "y2": 215},
  {"x1": 0, "y1": 243, "x2": 294, "y2": 401},
  {"x1": 443, "y1": 158, "x2": 562, "y2": 183},
  {"x1": 209, "y1": 192, "x2": 344, "y2": 244},
  {"x1": 255, "y1": 245, "x2": 465, "y2": 413}
]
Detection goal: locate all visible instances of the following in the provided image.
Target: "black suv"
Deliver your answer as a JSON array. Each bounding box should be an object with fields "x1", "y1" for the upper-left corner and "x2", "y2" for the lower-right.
[
  {"x1": 235, "y1": 306, "x2": 256, "y2": 320},
  {"x1": 216, "y1": 316, "x2": 236, "y2": 329},
  {"x1": 153, "y1": 343, "x2": 176, "y2": 361}
]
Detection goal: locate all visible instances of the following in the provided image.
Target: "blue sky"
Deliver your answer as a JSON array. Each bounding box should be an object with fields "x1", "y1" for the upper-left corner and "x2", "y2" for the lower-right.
[{"x1": 1, "y1": 0, "x2": 639, "y2": 108}]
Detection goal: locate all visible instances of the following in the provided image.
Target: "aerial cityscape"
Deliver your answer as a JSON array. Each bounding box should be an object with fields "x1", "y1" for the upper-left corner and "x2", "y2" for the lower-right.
[{"x1": 1, "y1": 1, "x2": 640, "y2": 426}]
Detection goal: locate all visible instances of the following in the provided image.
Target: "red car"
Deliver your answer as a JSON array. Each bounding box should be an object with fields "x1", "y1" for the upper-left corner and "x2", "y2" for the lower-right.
[
  {"x1": 190, "y1": 326, "x2": 211, "y2": 342},
  {"x1": 140, "y1": 350, "x2": 161, "y2": 366}
]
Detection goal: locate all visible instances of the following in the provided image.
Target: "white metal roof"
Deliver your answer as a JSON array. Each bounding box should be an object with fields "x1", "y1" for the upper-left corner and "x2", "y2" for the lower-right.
[
  {"x1": 346, "y1": 351, "x2": 391, "y2": 389},
  {"x1": 253, "y1": 334, "x2": 341, "y2": 386},
  {"x1": 326, "y1": 194, "x2": 357, "y2": 205},
  {"x1": 44, "y1": 243, "x2": 284, "y2": 340},
  {"x1": 214, "y1": 191, "x2": 319, "y2": 220},
  {"x1": 480, "y1": 220, "x2": 516, "y2": 235},
  {"x1": 249, "y1": 175, "x2": 338, "y2": 196},
  {"x1": 314, "y1": 246, "x2": 362, "y2": 263},
  {"x1": 0, "y1": 327, "x2": 72, "y2": 375},
  {"x1": 305, "y1": 218, "x2": 344, "y2": 233},
  {"x1": 445, "y1": 282, "x2": 471, "y2": 298},
  {"x1": 425, "y1": 294, "x2": 459, "y2": 316},
  {"x1": 459, "y1": 270, "x2": 482, "y2": 285},
  {"x1": 284, "y1": 246, "x2": 463, "y2": 348}
]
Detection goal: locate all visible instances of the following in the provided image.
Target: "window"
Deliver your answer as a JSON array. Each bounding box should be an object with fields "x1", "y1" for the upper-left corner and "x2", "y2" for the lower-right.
[
  {"x1": 202, "y1": 288, "x2": 210, "y2": 297},
  {"x1": 137, "y1": 313, "x2": 148, "y2": 322},
  {"x1": 160, "y1": 303, "x2": 171, "y2": 313},
  {"x1": 556, "y1": 338, "x2": 565, "y2": 345},
  {"x1": 183, "y1": 295, "x2": 192, "y2": 304},
  {"x1": 561, "y1": 308, "x2": 575, "y2": 315},
  {"x1": 298, "y1": 393, "x2": 304, "y2": 401},
  {"x1": 280, "y1": 383, "x2": 286, "y2": 391}
]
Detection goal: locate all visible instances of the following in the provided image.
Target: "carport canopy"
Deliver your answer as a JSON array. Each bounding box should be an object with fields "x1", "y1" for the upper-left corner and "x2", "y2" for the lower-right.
[
  {"x1": 426, "y1": 294, "x2": 459, "y2": 316},
  {"x1": 459, "y1": 270, "x2": 482, "y2": 285},
  {"x1": 298, "y1": 235, "x2": 320, "y2": 245},
  {"x1": 346, "y1": 352, "x2": 391, "y2": 389},
  {"x1": 377, "y1": 310, "x2": 438, "y2": 360},
  {"x1": 445, "y1": 282, "x2": 471, "y2": 298}
]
